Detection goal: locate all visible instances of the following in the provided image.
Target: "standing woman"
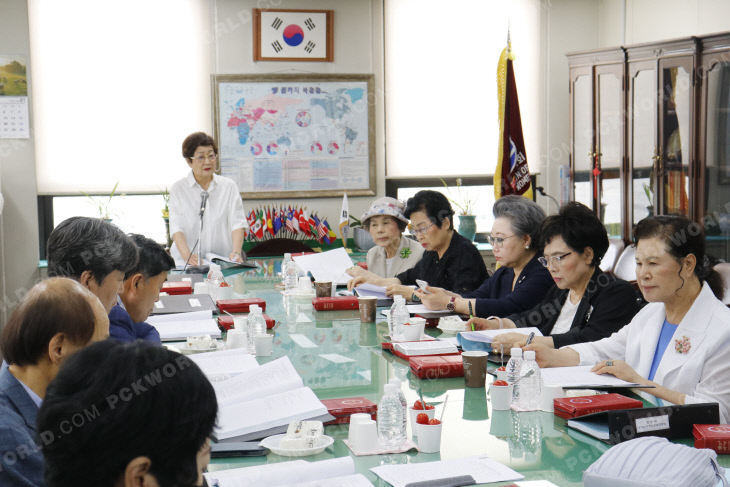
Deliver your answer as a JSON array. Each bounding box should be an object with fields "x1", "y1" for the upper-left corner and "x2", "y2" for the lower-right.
[{"x1": 169, "y1": 132, "x2": 248, "y2": 265}]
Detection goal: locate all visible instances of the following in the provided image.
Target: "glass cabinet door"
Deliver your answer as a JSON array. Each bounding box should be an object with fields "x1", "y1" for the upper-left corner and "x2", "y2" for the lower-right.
[
  {"x1": 629, "y1": 65, "x2": 657, "y2": 228},
  {"x1": 572, "y1": 73, "x2": 593, "y2": 208},
  {"x1": 596, "y1": 68, "x2": 623, "y2": 238}
]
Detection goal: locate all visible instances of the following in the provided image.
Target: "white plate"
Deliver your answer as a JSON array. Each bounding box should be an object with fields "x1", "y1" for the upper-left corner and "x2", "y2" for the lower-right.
[
  {"x1": 437, "y1": 323, "x2": 467, "y2": 334},
  {"x1": 177, "y1": 341, "x2": 225, "y2": 355},
  {"x1": 260, "y1": 434, "x2": 334, "y2": 457}
]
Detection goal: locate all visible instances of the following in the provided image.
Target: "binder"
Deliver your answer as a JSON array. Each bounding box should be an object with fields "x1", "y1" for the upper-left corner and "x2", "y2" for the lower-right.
[
  {"x1": 150, "y1": 294, "x2": 217, "y2": 315},
  {"x1": 567, "y1": 402, "x2": 720, "y2": 444}
]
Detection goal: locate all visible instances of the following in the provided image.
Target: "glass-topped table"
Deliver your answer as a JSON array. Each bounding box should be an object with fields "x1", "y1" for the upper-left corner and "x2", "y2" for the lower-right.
[{"x1": 204, "y1": 257, "x2": 728, "y2": 486}]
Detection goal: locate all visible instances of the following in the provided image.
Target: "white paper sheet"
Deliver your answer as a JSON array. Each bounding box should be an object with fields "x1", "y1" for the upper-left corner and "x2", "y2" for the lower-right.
[
  {"x1": 541, "y1": 365, "x2": 642, "y2": 388},
  {"x1": 206, "y1": 457, "x2": 355, "y2": 487},
  {"x1": 292, "y1": 248, "x2": 354, "y2": 284},
  {"x1": 280, "y1": 474, "x2": 374, "y2": 487},
  {"x1": 318, "y1": 353, "x2": 356, "y2": 364},
  {"x1": 370, "y1": 455, "x2": 523, "y2": 487},
  {"x1": 353, "y1": 283, "x2": 388, "y2": 299},
  {"x1": 393, "y1": 341, "x2": 458, "y2": 356},
  {"x1": 212, "y1": 357, "x2": 303, "y2": 406},
  {"x1": 189, "y1": 349, "x2": 259, "y2": 378},
  {"x1": 152, "y1": 319, "x2": 221, "y2": 341},
  {"x1": 289, "y1": 334, "x2": 318, "y2": 348},
  {"x1": 458, "y1": 327, "x2": 544, "y2": 344},
  {"x1": 146, "y1": 310, "x2": 213, "y2": 323}
]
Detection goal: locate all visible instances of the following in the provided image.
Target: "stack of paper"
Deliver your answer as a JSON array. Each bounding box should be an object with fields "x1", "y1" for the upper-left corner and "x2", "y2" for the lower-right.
[
  {"x1": 212, "y1": 357, "x2": 303, "y2": 406},
  {"x1": 393, "y1": 341, "x2": 458, "y2": 356},
  {"x1": 147, "y1": 319, "x2": 221, "y2": 341},
  {"x1": 205, "y1": 458, "x2": 372, "y2": 487},
  {"x1": 292, "y1": 248, "x2": 354, "y2": 285},
  {"x1": 370, "y1": 455, "x2": 523, "y2": 487}
]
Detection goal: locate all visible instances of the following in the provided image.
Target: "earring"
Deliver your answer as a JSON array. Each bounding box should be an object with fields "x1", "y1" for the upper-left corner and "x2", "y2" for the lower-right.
[{"x1": 525, "y1": 245, "x2": 529, "y2": 249}]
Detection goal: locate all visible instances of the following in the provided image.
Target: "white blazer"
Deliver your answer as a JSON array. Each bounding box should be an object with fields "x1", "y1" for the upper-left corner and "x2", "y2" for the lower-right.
[
  {"x1": 568, "y1": 283, "x2": 730, "y2": 422},
  {"x1": 366, "y1": 235, "x2": 425, "y2": 279}
]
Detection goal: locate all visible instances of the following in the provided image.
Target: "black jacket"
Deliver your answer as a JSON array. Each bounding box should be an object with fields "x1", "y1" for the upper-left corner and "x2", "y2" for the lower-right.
[{"x1": 506, "y1": 268, "x2": 639, "y2": 348}]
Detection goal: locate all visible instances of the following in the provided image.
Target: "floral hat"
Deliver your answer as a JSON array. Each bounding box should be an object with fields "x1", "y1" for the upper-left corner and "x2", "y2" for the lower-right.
[{"x1": 361, "y1": 197, "x2": 409, "y2": 225}]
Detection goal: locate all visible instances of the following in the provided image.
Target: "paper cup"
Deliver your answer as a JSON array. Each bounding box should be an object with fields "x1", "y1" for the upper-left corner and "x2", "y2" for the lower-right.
[
  {"x1": 349, "y1": 419, "x2": 379, "y2": 453},
  {"x1": 416, "y1": 422, "x2": 442, "y2": 453},
  {"x1": 496, "y1": 369, "x2": 508, "y2": 381},
  {"x1": 315, "y1": 280, "x2": 333, "y2": 298},
  {"x1": 489, "y1": 383, "x2": 513, "y2": 411},
  {"x1": 350, "y1": 413, "x2": 372, "y2": 425},
  {"x1": 540, "y1": 384, "x2": 564, "y2": 412},
  {"x1": 253, "y1": 333, "x2": 273, "y2": 356},
  {"x1": 402, "y1": 324, "x2": 421, "y2": 342},
  {"x1": 297, "y1": 277, "x2": 312, "y2": 294},
  {"x1": 226, "y1": 329, "x2": 247, "y2": 350},
  {"x1": 408, "y1": 317, "x2": 426, "y2": 338},
  {"x1": 409, "y1": 407, "x2": 435, "y2": 436},
  {"x1": 193, "y1": 282, "x2": 209, "y2": 295},
  {"x1": 233, "y1": 317, "x2": 247, "y2": 331},
  {"x1": 358, "y1": 297, "x2": 377, "y2": 322},
  {"x1": 462, "y1": 351, "x2": 489, "y2": 388},
  {"x1": 217, "y1": 286, "x2": 234, "y2": 300}
]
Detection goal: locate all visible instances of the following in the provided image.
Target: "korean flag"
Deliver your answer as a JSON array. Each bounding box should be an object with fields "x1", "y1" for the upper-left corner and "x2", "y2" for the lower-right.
[{"x1": 260, "y1": 11, "x2": 328, "y2": 59}]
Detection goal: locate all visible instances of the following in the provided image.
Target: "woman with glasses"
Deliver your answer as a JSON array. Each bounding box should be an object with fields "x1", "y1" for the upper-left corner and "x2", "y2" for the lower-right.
[
  {"x1": 417, "y1": 195, "x2": 554, "y2": 317},
  {"x1": 523, "y1": 216, "x2": 730, "y2": 422},
  {"x1": 468, "y1": 202, "x2": 639, "y2": 352},
  {"x1": 168, "y1": 132, "x2": 248, "y2": 265},
  {"x1": 348, "y1": 190, "x2": 487, "y2": 299}
]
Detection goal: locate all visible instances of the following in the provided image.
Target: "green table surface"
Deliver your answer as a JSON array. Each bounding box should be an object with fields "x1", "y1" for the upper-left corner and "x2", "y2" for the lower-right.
[{"x1": 201, "y1": 257, "x2": 729, "y2": 487}]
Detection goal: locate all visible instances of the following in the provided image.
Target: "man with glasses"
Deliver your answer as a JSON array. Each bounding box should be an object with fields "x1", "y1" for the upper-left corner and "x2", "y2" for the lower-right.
[{"x1": 169, "y1": 132, "x2": 248, "y2": 266}]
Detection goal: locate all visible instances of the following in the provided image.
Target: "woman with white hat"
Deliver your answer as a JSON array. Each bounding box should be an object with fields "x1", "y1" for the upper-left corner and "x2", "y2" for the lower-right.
[{"x1": 346, "y1": 197, "x2": 424, "y2": 280}]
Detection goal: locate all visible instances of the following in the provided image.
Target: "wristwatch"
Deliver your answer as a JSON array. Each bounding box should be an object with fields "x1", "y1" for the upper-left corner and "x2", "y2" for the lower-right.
[{"x1": 446, "y1": 297, "x2": 456, "y2": 312}]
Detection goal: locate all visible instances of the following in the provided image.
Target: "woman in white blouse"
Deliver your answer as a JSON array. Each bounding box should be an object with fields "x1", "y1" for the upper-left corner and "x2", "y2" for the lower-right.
[
  {"x1": 523, "y1": 216, "x2": 730, "y2": 422},
  {"x1": 169, "y1": 132, "x2": 248, "y2": 265}
]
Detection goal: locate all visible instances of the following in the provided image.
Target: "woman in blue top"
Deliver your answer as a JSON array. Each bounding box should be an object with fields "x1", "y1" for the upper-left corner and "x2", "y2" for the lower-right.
[{"x1": 418, "y1": 195, "x2": 554, "y2": 317}]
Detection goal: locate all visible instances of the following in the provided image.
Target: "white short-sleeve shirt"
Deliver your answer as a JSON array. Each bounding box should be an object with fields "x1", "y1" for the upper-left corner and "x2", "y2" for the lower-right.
[{"x1": 168, "y1": 171, "x2": 247, "y2": 262}]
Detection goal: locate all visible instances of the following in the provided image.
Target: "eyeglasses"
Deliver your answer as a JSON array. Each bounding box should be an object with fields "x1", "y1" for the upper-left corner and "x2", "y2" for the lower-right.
[
  {"x1": 409, "y1": 222, "x2": 435, "y2": 236},
  {"x1": 488, "y1": 234, "x2": 516, "y2": 248},
  {"x1": 538, "y1": 252, "x2": 573, "y2": 268},
  {"x1": 193, "y1": 154, "x2": 217, "y2": 163}
]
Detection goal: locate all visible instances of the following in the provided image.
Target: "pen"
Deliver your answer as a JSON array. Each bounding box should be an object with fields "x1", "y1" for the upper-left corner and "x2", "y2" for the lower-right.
[
  {"x1": 525, "y1": 332, "x2": 535, "y2": 346},
  {"x1": 470, "y1": 314, "x2": 474, "y2": 331}
]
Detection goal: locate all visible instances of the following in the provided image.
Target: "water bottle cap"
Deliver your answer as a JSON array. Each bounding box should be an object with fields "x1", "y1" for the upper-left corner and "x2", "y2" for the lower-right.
[
  {"x1": 210, "y1": 263, "x2": 221, "y2": 272},
  {"x1": 250, "y1": 304, "x2": 260, "y2": 313},
  {"x1": 389, "y1": 378, "x2": 401, "y2": 388},
  {"x1": 524, "y1": 350, "x2": 536, "y2": 360},
  {"x1": 511, "y1": 348, "x2": 522, "y2": 357},
  {"x1": 383, "y1": 384, "x2": 396, "y2": 394},
  {"x1": 284, "y1": 253, "x2": 292, "y2": 259},
  {"x1": 395, "y1": 295, "x2": 405, "y2": 304}
]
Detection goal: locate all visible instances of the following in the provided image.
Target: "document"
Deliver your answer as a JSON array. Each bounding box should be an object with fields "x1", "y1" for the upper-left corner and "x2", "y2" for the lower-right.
[
  {"x1": 541, "y1": 365, "x2": 643, "y2": 388},
  {"x1": 292, "y1": 248, "x2": 354, "y2": 284},
  {"x1": 353, "y1": 283, "x2": 388, "y2": 298},
  {"x1": 206, "y1": 457, "x2": 356, "y2": 487},
  {"x1": 370, "y1": 455, "x2": 523, "y2": 487},
  {"x1": 280, "y1": 474, "x2": 374, "y2": 487},
  {"x1": 146, "y1": 310, "x2": 213, "y2": 323},
  {"x1": 458, "y1": 327, "x2": 543, "y2": 344},
  {"x1": 212, "y1": 357, "x2": 303, "y2": 406},
  {"x1": 393, "y1": 341, "x2": 459, "y2": 356},
  {"x1": 189, "y1": 349, "x2": 260, "y2": 379},
  {"x1": 151, "y1": 319, "x2": 221, "y2": 341}
]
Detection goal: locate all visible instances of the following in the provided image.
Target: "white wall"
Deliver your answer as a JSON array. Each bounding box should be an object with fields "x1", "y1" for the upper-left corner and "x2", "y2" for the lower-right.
[{"x1": 0, "y1": 0, "x2": 41, "y2": 329}]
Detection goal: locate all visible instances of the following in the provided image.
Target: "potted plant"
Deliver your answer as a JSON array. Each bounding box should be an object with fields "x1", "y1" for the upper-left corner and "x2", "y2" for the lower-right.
[
  {"x1": 161, "y1": 188, "x2": 172, "y2": 249},
  {"x1": 349, "y1": 215, "x2": 376, "y2": 252},
  {"x1": 81, "y1": 182, "x2": 119, "y2": 222},
  {"x1": 441, "y1": 178, "x2": 479, "y2": 241},
  {"x1": 643, "y1": 183, "x2": 654, "y2": 217}
]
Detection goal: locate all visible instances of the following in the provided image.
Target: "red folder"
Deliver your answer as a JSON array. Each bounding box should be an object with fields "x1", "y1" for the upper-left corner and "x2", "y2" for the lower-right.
[
  {"x1": 216, "y1": 298, "x2": 266, "y2": 313},
  {"x1": 694, "y1": 424, "x2": 730, "y2": 453},
  {"x1": 553, "y1": 393, "x2": 643, "y2": 419},
  {"x1": 409, "y1": 355, "x2": 464, "y2": 379},
  {"x1": 162, "y1": 281, "x2": 193, "y2": 295},
  {"x1": 217, "y1": 314, "x2": 275, "y2": 331},
  {"x1": 311, "y1": 296, "x2": 359, "y2": 311},
  {"x1": 320, "y1": 397, "x2": 377, "y2": 425}
]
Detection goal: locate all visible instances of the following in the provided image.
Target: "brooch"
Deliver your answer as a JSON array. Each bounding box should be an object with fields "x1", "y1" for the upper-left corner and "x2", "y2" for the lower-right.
[
  {"x1": 675, "y1": 335, "x2": 691, "y2": 354},
  {"x1": 400, "y1": 248, "x2": 412, "y2": 259}
]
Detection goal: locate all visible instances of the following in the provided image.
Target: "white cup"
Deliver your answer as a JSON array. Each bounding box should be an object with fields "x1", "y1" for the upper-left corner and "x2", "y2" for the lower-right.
[
  {"x1": 233, "y1": 317, "x2": 247, "y2": 331},
  {"x1": 349, "y1": 419, "x2": 379, "y2": 453},
  {"x1": 297, "y1": 276, "x2": 312, "y2": 294},
  {"x1": 253, "y1": 333, "x2": 273, "y2": 356},
  {"x1": 402, "y1": 324, "x2": 421, "y2": 342},
  {"x1": 226, "y1": 329, "x2": 247, "y2": 350},
  {"x1": 496, "y1": 369, "x2": 508, "y2": 381},
  {"x1": 489, "y1": 383, "x2": 514, "y2": 411},
  {"x1": 193, "y1": 282, "x2": 209, "y2": 295},
  {"x1": 408, "y1": 317, "x2": 426, "y2": 339},
  {"x1": 416, "y1": 422, "x2": 442, "y2": 453},
  {"x1": 409, "y1": 407, "x2": 435, "y2": 436},
  {"x1": 350, "y1": 413, "x2": 372, "y2": 425},
  {"x1": 540, "y1": 384, "x2": 564, "y2": 412},
  {"x1": 217, "y1": 286, "x2": 234, "y2": 300}
]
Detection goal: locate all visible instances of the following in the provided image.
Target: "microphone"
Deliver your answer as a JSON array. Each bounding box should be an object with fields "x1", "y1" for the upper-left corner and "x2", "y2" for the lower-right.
[
  {"x1": 199, "y1": 191, "x2": 209, "y2": 217},
  {"x1": 535, "y1": 186, "x2": 559, "y2": 213}
]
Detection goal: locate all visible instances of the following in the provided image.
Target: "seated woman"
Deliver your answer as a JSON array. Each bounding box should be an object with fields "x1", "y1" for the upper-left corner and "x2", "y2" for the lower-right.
[
  {"x1": 346, "y1": 197, "x2": 424, "y2": 280},
  {"x1": 348, "y1": 190, "x2": 488, "y2": 300},
  {"x1": 523, "y1": 216, "x2": 730, "y2": 422},
  {"x1": 468, "y1": 202, "x2": 639, "y2": 352},
  {"x1": 417, "y1": 195, "x2": 554, "y2": 317}
]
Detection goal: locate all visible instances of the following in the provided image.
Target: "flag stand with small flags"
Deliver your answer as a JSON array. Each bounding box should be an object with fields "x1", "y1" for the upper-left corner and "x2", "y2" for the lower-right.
[
  {"x1": 339, "y1": 191, "x2": 349, "y2": 248},
  {"x1": 495, "y1": 31, "x2": 533, "y2": 201}
]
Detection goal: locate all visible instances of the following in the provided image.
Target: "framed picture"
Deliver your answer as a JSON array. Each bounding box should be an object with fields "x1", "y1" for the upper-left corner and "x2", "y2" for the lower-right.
[
  {"x1": 212, "y1": 73, "x2": 375, "y2": 199},
  {"x1": 253, "y1": 9, "x2": 334, "y2": 62}
]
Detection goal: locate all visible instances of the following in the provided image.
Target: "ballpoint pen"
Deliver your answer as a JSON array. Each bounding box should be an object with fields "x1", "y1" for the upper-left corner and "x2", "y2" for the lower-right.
[{"x1": 525, "y1": 332, "x2": 536, "y2": 346}]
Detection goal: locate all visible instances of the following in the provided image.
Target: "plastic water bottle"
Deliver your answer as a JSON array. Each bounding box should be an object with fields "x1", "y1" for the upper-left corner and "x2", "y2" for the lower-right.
[
  {"x1": 389, "y1": 378, "x2": 408, "y2": 439},
  {"x1": 206, "y1": 263, "x2": 224, "y2": 300},
  {"x1": 506, "y1": 348, "x2": 523, "y2": 406},
  {"x1": 282, "y1": 253, "x2": 298, "y2": 292},
  {"x1": 378, "y1": 384, "x2": 406, "y2": 449},
  {"x1": 246, "y1": 305, "x2": 266, "y2": 354},
  {"x1": 390, "y1": 296, "x2": 409, "y2": 341},
  {"x1": 518, "y1": 351, "x2": 542, "y2": 411}
]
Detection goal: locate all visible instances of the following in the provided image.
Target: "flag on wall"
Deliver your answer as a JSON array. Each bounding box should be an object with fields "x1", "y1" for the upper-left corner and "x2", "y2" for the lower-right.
[
  {"x1": 495, "y1": 40, "x2": 533, "y2": 200},
  {"x1": 339, "y1": 191, "x2": 349, "y2": 245}
]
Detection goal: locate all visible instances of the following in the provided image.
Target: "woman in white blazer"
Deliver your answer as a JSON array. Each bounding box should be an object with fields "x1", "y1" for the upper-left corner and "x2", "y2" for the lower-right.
[
  {"x1": 524, "y1": 216, "x2": 730, "y2": 422},
  {"x1": 346, "y1": 197, "x2": 424, "y2": 279}
]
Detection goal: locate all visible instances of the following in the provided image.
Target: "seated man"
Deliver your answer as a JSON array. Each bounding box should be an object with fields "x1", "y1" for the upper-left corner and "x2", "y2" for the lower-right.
[
  {"x1": 46, "y1": 216, "x2": 138, "y2": 313},
  {"x1": 37, "y1": 341, "x2": 217, "y2": 487},
  {"x1": 109, "y1": 234, "x2": 175, "y2": 343},
  {"x1": 0, "y1": 278, "x2": 109, "y2": 487}
]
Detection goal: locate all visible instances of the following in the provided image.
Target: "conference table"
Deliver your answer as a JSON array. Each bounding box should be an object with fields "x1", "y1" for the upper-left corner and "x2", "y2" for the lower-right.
[{"x1": 200, "y1": 256, "x2": 729, "y2": 487}]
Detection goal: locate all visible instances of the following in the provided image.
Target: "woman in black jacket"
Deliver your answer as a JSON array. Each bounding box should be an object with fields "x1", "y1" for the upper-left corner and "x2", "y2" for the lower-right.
[{"x1": 467, "y1": 202, "x2": 639, "y2": 352}]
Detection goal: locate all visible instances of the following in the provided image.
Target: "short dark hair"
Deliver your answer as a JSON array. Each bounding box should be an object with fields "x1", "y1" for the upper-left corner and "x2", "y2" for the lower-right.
[
  {"x1": 404, "y1": 190, "x2": 455, "y2": 230},
  {"x1": 47, "y1": 217, "x2": 138, "y2": 285},
  {"x1": 37, "y1": 340, "x2": 218, "y2": 487},
  {"x1": 541, "y1": 202, "x2": 609, "y2": 266},
  {"x1": 126, "y1": 234, "x2": 175, "y2": 281},
  {"x1": 182, "y1": 132, "x2": 218, "y2": 162},
  {"x1": 634, "y1": 215, "x2": 725, "y2": 300},
  {"x1": 0, "y1": 278, "x2": 96, "y2": 366}
]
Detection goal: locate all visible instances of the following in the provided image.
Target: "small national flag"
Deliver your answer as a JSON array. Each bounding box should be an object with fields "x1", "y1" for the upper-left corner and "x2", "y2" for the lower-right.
[
  {"x1": 312, "y1": 214, "x2": 325, "y2": 243},
  {"x1": 255, "y1": 209, "x2": 265, "y2": 239},
  {"x1": 250, "y1": 211, "x2": 263, "y2": 240},
  {"x1": 339, "y1": 191, "x2": 349, "y2": 246},
  {"x1": 308, "y1": 212, "x2": 316, "y2": 235},
  {"x1": 299, "y1": 208, "x2": 311, "y2": 237},
  {"x1": 266, "y1": 207, "x2": 274, "y2": 236},
  {"x1": 273, "y1": 207, "x2": 282, "y2": 235},
  {"x1": 286, "y1": 208, "x2": 297, "y2": 234},
  {"x1": 291, "y1": 208, "x2": 301, "y2": 233}
]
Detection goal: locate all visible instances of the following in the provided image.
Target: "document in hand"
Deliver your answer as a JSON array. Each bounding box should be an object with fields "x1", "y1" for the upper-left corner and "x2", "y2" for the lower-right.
[
  {"x1": 370, "y1": 455, "x2": 523, "y2": 487},
  {"x1": 292, "y1": 248, "x2": 354, "y2": 285},
  {"x1": 457, "y1": 327, "x2": 543, "y2": 348},
  {"x1": 204, "y1": 457, "x2": 362, "y2": 487}
]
